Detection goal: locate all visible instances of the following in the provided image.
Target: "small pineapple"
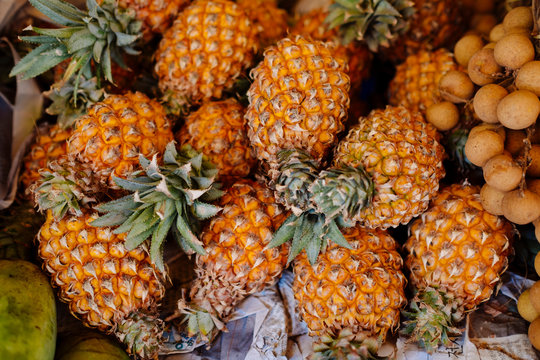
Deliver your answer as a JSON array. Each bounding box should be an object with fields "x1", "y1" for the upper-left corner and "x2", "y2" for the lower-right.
[
  {"x1": 20, "y1": 123, "x2": 72, "y2": 192},
  {"x1": 403, "y1": 183, "x2": 514, "y2": 352},
  {"x1": 293, "y1": 226, "x2": 407, "y2": 358},
  {"x1": 175, "y1": 99, "x2": 256, "y2": 179},
  {"x1": 389, "y1": 49, "x2": 458, "y2": 114},
  {"x1": 171, "y1": 179, "x2": 288, "y2": 342},
  {"x1": 154, "y1": 0, "x2": 258, "y2": 107},
  {"x1": 67, "y1": 91, "x2": 173, "y2": 188},
  {"x1": 238, "y1": 0, "x2": 289, "y2": 48}
]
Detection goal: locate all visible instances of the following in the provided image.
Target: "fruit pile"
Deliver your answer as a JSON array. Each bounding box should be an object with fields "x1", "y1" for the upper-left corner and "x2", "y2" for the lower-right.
[{"x1": 1, "y1": 0, "x2": 540, "y2": 359}]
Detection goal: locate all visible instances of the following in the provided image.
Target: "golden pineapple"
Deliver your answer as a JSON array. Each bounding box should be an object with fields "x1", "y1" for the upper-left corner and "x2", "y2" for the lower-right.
[
  {"x1": 20, "y1": 123, "x2": 72, "y2": 191},
  {"x1": 154, "y1": 0, "x2": 258, "y2": 106},
  {"x1": 237, "y1": 0, "x2": 289, "y2": 48},
  {"x1": 291, "y1": 8, "x2": 372, "y2": 90},
  {"x1": 293, "y1": 226, "x2": 407, "y2": 357},
  {"x1": 174, "y1": 179, "x2": 288, "y2": 341},
  {"x1": 404, "y1": 183, "x2": 514, "y2": 352},
  {"x1": 389, "y1": 49, "x2": 458, "y2": 114},
  {"x1": 67, "y1": 92, "x2": 173, "y2": 188},
  {"x1": 38, "y1": 210, "x2": 166, "y2": 358},
  {"x1": 176, "y1": 99, "x2": 256, "y2": 179}
]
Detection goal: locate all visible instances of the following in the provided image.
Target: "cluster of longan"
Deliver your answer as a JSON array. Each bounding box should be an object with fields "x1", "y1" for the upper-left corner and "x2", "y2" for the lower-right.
[
  {"x1": 437, "y1": 6, "x2": 540, "y2": 231},
  {"x1": 518, "y1": 253, "x2": 540, "y2": 350}
]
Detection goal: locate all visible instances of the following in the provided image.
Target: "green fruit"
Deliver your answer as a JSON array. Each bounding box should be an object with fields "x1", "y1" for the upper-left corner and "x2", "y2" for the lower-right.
[
  {"x1": 0, "y1": 260, "x2": 56, "y2": 360},
  {"x1": 56, "y1": 331, "x2": 130, "y2": 360}
]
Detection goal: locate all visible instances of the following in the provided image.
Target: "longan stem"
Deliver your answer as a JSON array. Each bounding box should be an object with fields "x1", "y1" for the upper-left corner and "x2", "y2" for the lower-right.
[{"x1": 518, "y1": 125, "x2": 536, "y2": 191}]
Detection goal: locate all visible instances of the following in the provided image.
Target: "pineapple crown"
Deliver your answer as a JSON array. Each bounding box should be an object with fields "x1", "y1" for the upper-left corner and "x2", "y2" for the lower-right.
[
  {"x1": 172, "y1": 298, "x2": 226, "y2": 344},
  {"x1": 313, "y1": 329, "x2": 386, "y2": 360},
  {"x1": 44, "y1": 76, "x2": 105, "y2": 129},
  {"x1": 326, "y1": 0, "x2": 415, "y2": 51},
  {"x1": 91, "y1": 143, "x2": 223, "y2": 272},
  {"x1": 402, "y1": 287, "x2": 463, "y2": 354},
  {"x1": 0, "y1": 201, "x2": 43, "y2": 260},
  {"x1": 115, "y1": 311, "x2": 164, "y2": 360},
  {"x1": 10, "y1": 0, "x2": 141, "y2": 87},
  {"x1": 30, "y1": 156, "x2": 102, "y2": 220}
]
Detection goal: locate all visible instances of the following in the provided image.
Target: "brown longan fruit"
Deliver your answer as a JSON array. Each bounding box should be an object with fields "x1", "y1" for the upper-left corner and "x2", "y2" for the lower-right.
[
  {"x1": 483, "y1": 153, "x2": 522, "y2": 192},
  {"x1": 502, "y1": 189, "x2": 540, "y2": 224},
  {"x1": 471, "y1": 14, "x2": 498, "y2": 36},
  {"x1": 535, "y1": 252, "x2": 540, "y2": 277},
  {"x1": 480, "y1": 183, "x2": 506, "y2": 215},
  {"x1": 473, "y1": 0, "x2": 495, "y2": 12},
  {"x1": 489, "y1": 24, "x2": 505, "y2": 42},
  {"x1": 529, "y1": 317, "x2": 540, "y2": 350},
  {"x1": 497, "y1": 90, "x2": 540, "y2": 130},
  {"x1": 465, "y1": 130, "x2": 505, "y2": 167},
  {"x1": 425, "y1": 102, "x2": 460, "y2": 131},
  {"x1": 505, "y1": 129, "x2": 526, "y2": 155},
  {"x1": 503, "y1": 6, "x2": 533, "y2": 33},
  {"x1": 468, "y1": 48, "x2": 502, "y2": 85},
  {"x1": 439, "y1": 70, "x2": 475, "y2": 103},
  {"x1": 527, "y1": 145, "x2": 540, "y2": 178},
  {"x1": 454, "y1": 34, "x2": 484, "y2": 67},
  {"x1": 516, "y1": 61, "x2": 540, "y2": 96},
  {"x1": 494, "y1": 33, "x2": 535, "y2": 69},
  {"x1": 536, "y1": 219, "x2": 540, "y2": 244},
  {"x1": 530, "y1": 281, "x2": 540, "y2": 313},
  {"x1": 469, "y1": 123, "x2": 506, "y2": 140},
  {"x1": 473, "y1": 84, "x2": 508, "y2": 123},
  {"x1": 529, "y1": 179, "x2": 540, "y2": 196},
  {"x1": 518, "y1": 289, "x2": 540, "y2": 322}
]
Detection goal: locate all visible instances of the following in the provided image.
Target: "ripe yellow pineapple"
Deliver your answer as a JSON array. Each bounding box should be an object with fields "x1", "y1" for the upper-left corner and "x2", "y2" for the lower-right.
[
  {"x1": 404, "y1": 183, "x2": 514, "y2": 352},
  {"x1": 38, "y1": 210, "x2": 166, "y2": 358},
  {"x1": 67, "y1": 92, "x2": 173, "y2": 188},
  {"x1": 175, "y1": 99, "x2": 256, "y2": 179},
  {"x1": 154, "y1": 0, "x2": 258, "y2": 107},
  {"x1": 291, "y1": 7, "x2": 372, "y2": 90},
  {"x1": 172, "y1": 179, "x2": 288, "y2": 341},
  {"x1": 20, "y1": 123, "x2": 72, "y2": 191},
  {"x1": 237, "y1": 0, "x2": 289, "y2": 48},
  {"x1": 389, "y1": 49, "x2": 458, "y2": 114},
  {"x1": 293, "y1": 226, "x2": 407, "y2": 357}
]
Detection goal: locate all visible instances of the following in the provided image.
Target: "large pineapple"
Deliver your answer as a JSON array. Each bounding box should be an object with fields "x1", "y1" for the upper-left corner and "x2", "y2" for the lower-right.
[
  {"x1": 172, "y1": 179, "x2": 288, "y2": 341},
  {"x1": 403, "y1": 183, "x2": 514, "y2": 352},
  {"x1": 175, "y1": 99, "x2": 256, "y2": 179},
  {"x1": 389, "y1": 49, "x2": 458, "y2": 114},
  {"x1": 154, "y1": 0, "x2": 258, "y2": 107},
  {"x1": 293, "y1": 226, "x2": 407, "y2": 358},
  {"x1": 20, "y1": 123, "x2": 72, "y2": 192},
  {"x1": 237, "y1": 0, "x2": 289, "y2": 48},
  {"x1": 67, "y1": 92, "x2": 173, "y2": 188}
]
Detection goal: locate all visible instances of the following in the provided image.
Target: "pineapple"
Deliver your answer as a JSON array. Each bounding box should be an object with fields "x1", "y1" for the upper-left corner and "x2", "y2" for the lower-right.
[
  {"x1": 293, "y1": 226, "x2": 407, "y2": 358},
  {"x1": 175, "y1": 99, "x2": 256, "y2": 179},
  {"x1": 20, "y1": 123, "x2": 72, "y2": 192},
  {"x1": 389, "y1": 49, "x2": 458, "y2": 114},
  {"x1": 291, "y1": 7, "x2": 372, "y2": 91},
  {"x1": 237, "y1": 0, "x2": 289, "y2": 48},
  {"x1": 38, "y1": 210, "x2": 166, "y2": 358},
  {"x1": 154, "y1": 0, "x2": 258, "y2": 107},
  {"x1": 403, "y1": 183, "x2": 514, "y2": 352},
  {"x1": 171, "y1": 179, "x2": 288, "y2": 342},
  {"x1": 67, "y1": 91, "x2": 173, "y2": 188}
]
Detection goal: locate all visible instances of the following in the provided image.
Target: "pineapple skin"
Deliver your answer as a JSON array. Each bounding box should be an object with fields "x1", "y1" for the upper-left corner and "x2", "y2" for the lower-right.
[
  {"x1": 189, "y1": 179, "x2": 288, "y2": 320},
  {"x1": 175, "y1": 99, "x2": 256, "y2": 178},
  {"x1": 405, "y1": 183, "x2": 514, "y2": 311},
  {"x1": 246, "y1": 36, "x2": 350, "y2": 171},
  {"x1": 154, "y1": 0, "x2": 258, "y2": 105},
  {"x1": 333, "y1": 106, "x2": 446, "y2": 229},
  {"x1": 293, "y1": 226, "x2": 407, "y2": 340},
  {"x1": 67, "y1": 92, "x2": 173, "y2": 188},
  {"x1": 389, "y1": 49, "x2": 458, "y2": 114}
]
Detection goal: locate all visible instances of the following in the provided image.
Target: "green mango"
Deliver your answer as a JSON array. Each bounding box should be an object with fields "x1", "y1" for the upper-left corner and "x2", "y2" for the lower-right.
[
  {"x1": 0, "y1": 259, "x2": 56, "y2": 360},
  {"x1": 56, "y1": 331, "x2": 130, "y2": 360}
]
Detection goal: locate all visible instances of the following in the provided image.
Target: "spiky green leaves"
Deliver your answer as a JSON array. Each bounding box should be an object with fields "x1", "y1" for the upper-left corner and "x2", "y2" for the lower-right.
[
  {"x1": 116, "y1": 311, "x2": 164, "y2": 360},
  {"x1": 44, "y1": 76, "x2": 105, "y2": 129},
  {"x1": 30, "y1": 157, "x2": 101, "y2": 220},
  {"x1": 273, "y1": 149, "x2": 320, "y2": 216},
  {"x1": 326, "y1": 0, "x2": 415, "y2": 51},
  {"x1": 311, "y1": 165, "x2": 375, "y2": 225},
  {"x1": 313, "y1": 329, "x2": 385, "y2": 360},
  {"x1": 402, "y1": 287, "x2": 463, "y2": 354},
  {"x1": 92, "y1": 143, "x2": 223, "y2": 272},
  {"x1": 10, "y1": 0, "x2": 141, "y2": 86}
]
